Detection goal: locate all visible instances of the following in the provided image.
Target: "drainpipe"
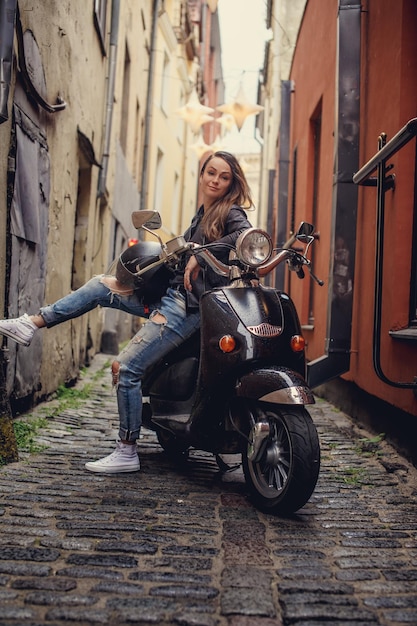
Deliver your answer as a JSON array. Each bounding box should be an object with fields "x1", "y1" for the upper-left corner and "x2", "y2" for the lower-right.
[
  {"x1": 140, "y1": 0, "x2": 161, "y2": 212},
  {"x1": 0, "y1": 0, "x2": 17, "y2": 123},
  {"x1": 275, "y1": 80, "x2": 293, "y2": 290},
  {"x1": 97, "y1": 0, "x2": 120, "y2": 198},
  {"x1": 307, "y1": 0, "x2": 361, "y2": 388}
]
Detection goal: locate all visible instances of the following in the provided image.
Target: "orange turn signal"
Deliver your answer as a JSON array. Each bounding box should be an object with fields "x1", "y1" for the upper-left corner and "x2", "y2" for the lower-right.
[
  {"x1": 219, "y1": 335, "x2": 236, "y2": 353},
  {"x1": 128, "y1": 238, "x2": 139, "y2": 247},
  {"x1": 290, "y1": 334, "x2": 305, "y2": 352}
]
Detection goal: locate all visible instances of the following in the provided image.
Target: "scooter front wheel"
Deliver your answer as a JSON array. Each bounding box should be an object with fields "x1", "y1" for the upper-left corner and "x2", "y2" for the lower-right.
[{"x1": 242, "y1": 404, "x2": 320, "y2": 515}]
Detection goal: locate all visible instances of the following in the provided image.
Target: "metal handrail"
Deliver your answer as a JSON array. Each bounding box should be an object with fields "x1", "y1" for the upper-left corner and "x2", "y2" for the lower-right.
[
  {"x1": 353, "y1": 118, "x2": 417, "y2": 184},
  {"x1": 353, "y1": 118, "x2": 417, "y2": 390}
]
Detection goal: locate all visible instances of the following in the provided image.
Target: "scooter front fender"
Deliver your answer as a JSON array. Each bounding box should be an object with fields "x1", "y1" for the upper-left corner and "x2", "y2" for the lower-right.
[{"x1": 236, "y1": 367, "x2": 315, "y2": 405}]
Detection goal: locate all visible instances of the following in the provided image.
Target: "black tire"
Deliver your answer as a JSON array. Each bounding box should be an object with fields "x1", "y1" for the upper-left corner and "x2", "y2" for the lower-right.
[
  {"x1": 242, "y1": 404, "x2": 320, "y2": 515},
  {"x1": 156, "y1": 427, "x2": 189, "y2": 461}
]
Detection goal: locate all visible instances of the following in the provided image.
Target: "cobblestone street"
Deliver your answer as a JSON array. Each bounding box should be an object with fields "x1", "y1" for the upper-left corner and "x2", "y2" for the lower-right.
[{"x1": 0, "y1": 353, "x2": 416, "y2": 626}]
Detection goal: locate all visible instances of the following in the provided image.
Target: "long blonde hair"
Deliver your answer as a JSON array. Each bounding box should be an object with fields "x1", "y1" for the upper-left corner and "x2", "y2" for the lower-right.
[{"x1": 199, "y1": 151, "x2": 253, "y2": 241}]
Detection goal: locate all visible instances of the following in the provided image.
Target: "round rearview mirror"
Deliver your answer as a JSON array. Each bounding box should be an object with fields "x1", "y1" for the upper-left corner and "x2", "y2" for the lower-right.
[{"x1": 131, "y1": 211, "x2": 162, "y2": 230}]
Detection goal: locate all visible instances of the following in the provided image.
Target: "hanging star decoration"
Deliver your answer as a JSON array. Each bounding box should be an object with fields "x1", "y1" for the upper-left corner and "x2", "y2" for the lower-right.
[
  {"x1": 176, "y1": 89, "x2": 215, "y2": 134},
  {"x1": 238, "y1": 157, "x2": 251, "y2": 174},
  {"x1": 209, "y1": 134, "x2": 225, "y2": 153},
  {"x1": 216, "y1": 84, "x2": 264, "y2": 131},
  {"x1": 189, "y1": 134, "x2": 212, "y2": 159},
  {"x1": 217, "y1": 113, "x2": 236, "y2": 134}
]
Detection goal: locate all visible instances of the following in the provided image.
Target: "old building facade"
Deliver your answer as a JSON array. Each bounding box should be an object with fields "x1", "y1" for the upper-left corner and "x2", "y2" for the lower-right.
[
  {"x1": 0, "y1": 0, "x2": 221, "y2": 411},
  {"x1": 260, "y1": 0, "x2": 417, "y2": 440}
]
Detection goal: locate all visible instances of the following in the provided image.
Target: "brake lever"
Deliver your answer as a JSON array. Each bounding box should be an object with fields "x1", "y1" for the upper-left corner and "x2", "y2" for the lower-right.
[{"x1": 308, "y1": 266, "x2": 325, "y2": 286}]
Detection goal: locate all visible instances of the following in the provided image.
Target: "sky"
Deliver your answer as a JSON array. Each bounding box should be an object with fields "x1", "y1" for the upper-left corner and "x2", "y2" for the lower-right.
[{"x1": 217, "y1": 0, "x2": 268, "y2": 152}]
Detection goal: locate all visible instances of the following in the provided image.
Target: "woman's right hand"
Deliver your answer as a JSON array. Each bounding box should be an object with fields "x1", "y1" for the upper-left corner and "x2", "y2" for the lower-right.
[{"x1": 184, "y1": 255, "x2": 201, "y2": 292}]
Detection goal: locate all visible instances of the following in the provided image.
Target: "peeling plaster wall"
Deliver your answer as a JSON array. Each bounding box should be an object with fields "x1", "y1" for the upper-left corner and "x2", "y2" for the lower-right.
[
  {"x1": 14, "y1": 1, "x2": 110, "y2": 396},
  {"x1": 3, "y1": 0, "x2": 153, "y2": 401},
  {"x1": 1, "y1": 0, "x2": 205, "y2": 406}
]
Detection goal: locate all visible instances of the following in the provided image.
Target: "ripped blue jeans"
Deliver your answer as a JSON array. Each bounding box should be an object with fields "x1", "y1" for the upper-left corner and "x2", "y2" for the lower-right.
[
  {"x1": 39, "y1": 277, "x2": 200, "y2": 442},
  {"x1": 112, "y1": 288, "x2": 200, "y2": 442},
  {"x1": 39, "y1": 275, "x2": 155, "y2": 326}
]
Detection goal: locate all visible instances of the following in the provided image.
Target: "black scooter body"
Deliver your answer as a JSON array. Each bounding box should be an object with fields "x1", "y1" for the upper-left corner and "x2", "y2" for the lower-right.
[
  {"x1": 141, "y1": 283, "x2": 313, "y2": 454},
  {"x1": 130, "y1": 212, "x2": 321, "y2": 513}
]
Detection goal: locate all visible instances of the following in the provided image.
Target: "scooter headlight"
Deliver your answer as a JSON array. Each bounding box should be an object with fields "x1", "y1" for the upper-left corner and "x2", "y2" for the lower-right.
[{"x1": 236, "y1": 229, "x2": 272, "y2": 267}]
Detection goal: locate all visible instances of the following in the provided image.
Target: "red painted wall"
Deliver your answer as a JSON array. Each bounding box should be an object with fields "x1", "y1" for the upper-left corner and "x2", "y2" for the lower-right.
[
  {"x1": 287, "y1": 0, "x2": 417, "y2": 416},
  {"x1": 287, "y1": 0, "x2": 337, "y2": 363}
]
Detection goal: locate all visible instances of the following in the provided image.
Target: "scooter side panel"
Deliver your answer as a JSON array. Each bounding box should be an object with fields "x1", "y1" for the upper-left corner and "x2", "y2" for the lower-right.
[{"x1": 142, "y1": 333, "x2": 200, "y2": 419}]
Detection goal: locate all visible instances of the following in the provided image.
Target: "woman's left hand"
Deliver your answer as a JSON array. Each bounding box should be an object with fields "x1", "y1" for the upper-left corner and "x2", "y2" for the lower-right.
[{"x1": 184, "y1": 255, "x2": 201, "y2": 292}]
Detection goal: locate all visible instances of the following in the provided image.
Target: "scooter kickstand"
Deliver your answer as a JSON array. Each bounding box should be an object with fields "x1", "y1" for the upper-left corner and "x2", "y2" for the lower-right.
[{"x1": 215, "y1": 454, "x2": 241, "y2": 473}]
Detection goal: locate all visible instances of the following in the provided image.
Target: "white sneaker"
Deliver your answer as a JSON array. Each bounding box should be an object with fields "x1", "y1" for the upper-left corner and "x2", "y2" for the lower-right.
[
  {"x1": 0, "y1": 313, "x2": 38, "y2": 346},
  {"x1": 85, "y1": 442, "x2": 140, "y2": 473}
]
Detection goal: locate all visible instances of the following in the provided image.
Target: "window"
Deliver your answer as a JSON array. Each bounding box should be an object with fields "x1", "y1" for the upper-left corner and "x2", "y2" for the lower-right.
[
  {"x1": 160, "y1": 51, "x2": 171, "y2": 115},
  {"x1": 171, "y1": 172, "x2": 180, "y2": 235},
  {"x1": 72, "y1": 167, "x2": 91, "y2": 291},
  {"x1": 176, "y1": 89, "x2": 186, "y2": 144},
  {"x1": 120, "y1": 43, "x2": 131, "y2": 155},
  {"x1": 133, "y1": 99, "x2": 143, "y2": 187},
  {"x1": 154, "y1": 149, "x2": 164, "y2": 215}
]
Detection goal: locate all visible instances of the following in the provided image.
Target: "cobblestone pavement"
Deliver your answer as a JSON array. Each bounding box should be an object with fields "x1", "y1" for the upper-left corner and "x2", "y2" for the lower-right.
[{"x1": 1, "y1": 353, "x2": 417, "y2": 626}]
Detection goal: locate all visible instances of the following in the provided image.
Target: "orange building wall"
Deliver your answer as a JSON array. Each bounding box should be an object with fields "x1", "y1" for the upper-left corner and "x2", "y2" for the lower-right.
[
  {"x1": 287, "y1": 0, "x2": 417, "y2": 416},
  {"x1": 287, "y1": 0, "x2": 338, "y2": 361},
  {"x1": 352, "y1": 0, "x2": 417, "y2": 415}
]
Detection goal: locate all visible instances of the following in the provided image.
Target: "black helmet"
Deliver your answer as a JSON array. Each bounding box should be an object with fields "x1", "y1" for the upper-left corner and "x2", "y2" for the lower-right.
[{"x1": 116, "y1": 241, "x2": 173, "y2": 303}]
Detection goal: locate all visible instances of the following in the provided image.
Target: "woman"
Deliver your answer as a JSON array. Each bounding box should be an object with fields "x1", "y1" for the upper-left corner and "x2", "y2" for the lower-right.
[
  {"x1": 0, "y1": 152, "x2": 253, "y2": 473},
  {"x1": 86, "y1": 151, "x2": 253, "y2": 473}
]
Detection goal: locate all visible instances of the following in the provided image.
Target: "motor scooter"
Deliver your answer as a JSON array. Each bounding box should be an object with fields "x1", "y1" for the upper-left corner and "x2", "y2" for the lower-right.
[{"x1": 118, "y1": 211, "x2": 323, "y2": 514}]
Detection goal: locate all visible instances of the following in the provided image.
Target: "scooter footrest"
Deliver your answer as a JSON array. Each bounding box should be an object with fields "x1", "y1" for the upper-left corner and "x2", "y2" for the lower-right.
[{"x1": 152, "y1": 414, "x2": 190, "y2": 425}]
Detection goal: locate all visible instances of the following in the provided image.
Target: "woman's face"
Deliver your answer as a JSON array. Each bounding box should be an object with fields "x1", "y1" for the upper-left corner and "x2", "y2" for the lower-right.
[{"x1": 200, "y1": 156, "x2": 233, "y2": 207}]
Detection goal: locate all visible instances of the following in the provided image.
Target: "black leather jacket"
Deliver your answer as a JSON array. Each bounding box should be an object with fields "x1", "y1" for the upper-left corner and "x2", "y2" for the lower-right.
[{"x1": 170, "y1": 204, "x2": 252, "y2": 310}]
